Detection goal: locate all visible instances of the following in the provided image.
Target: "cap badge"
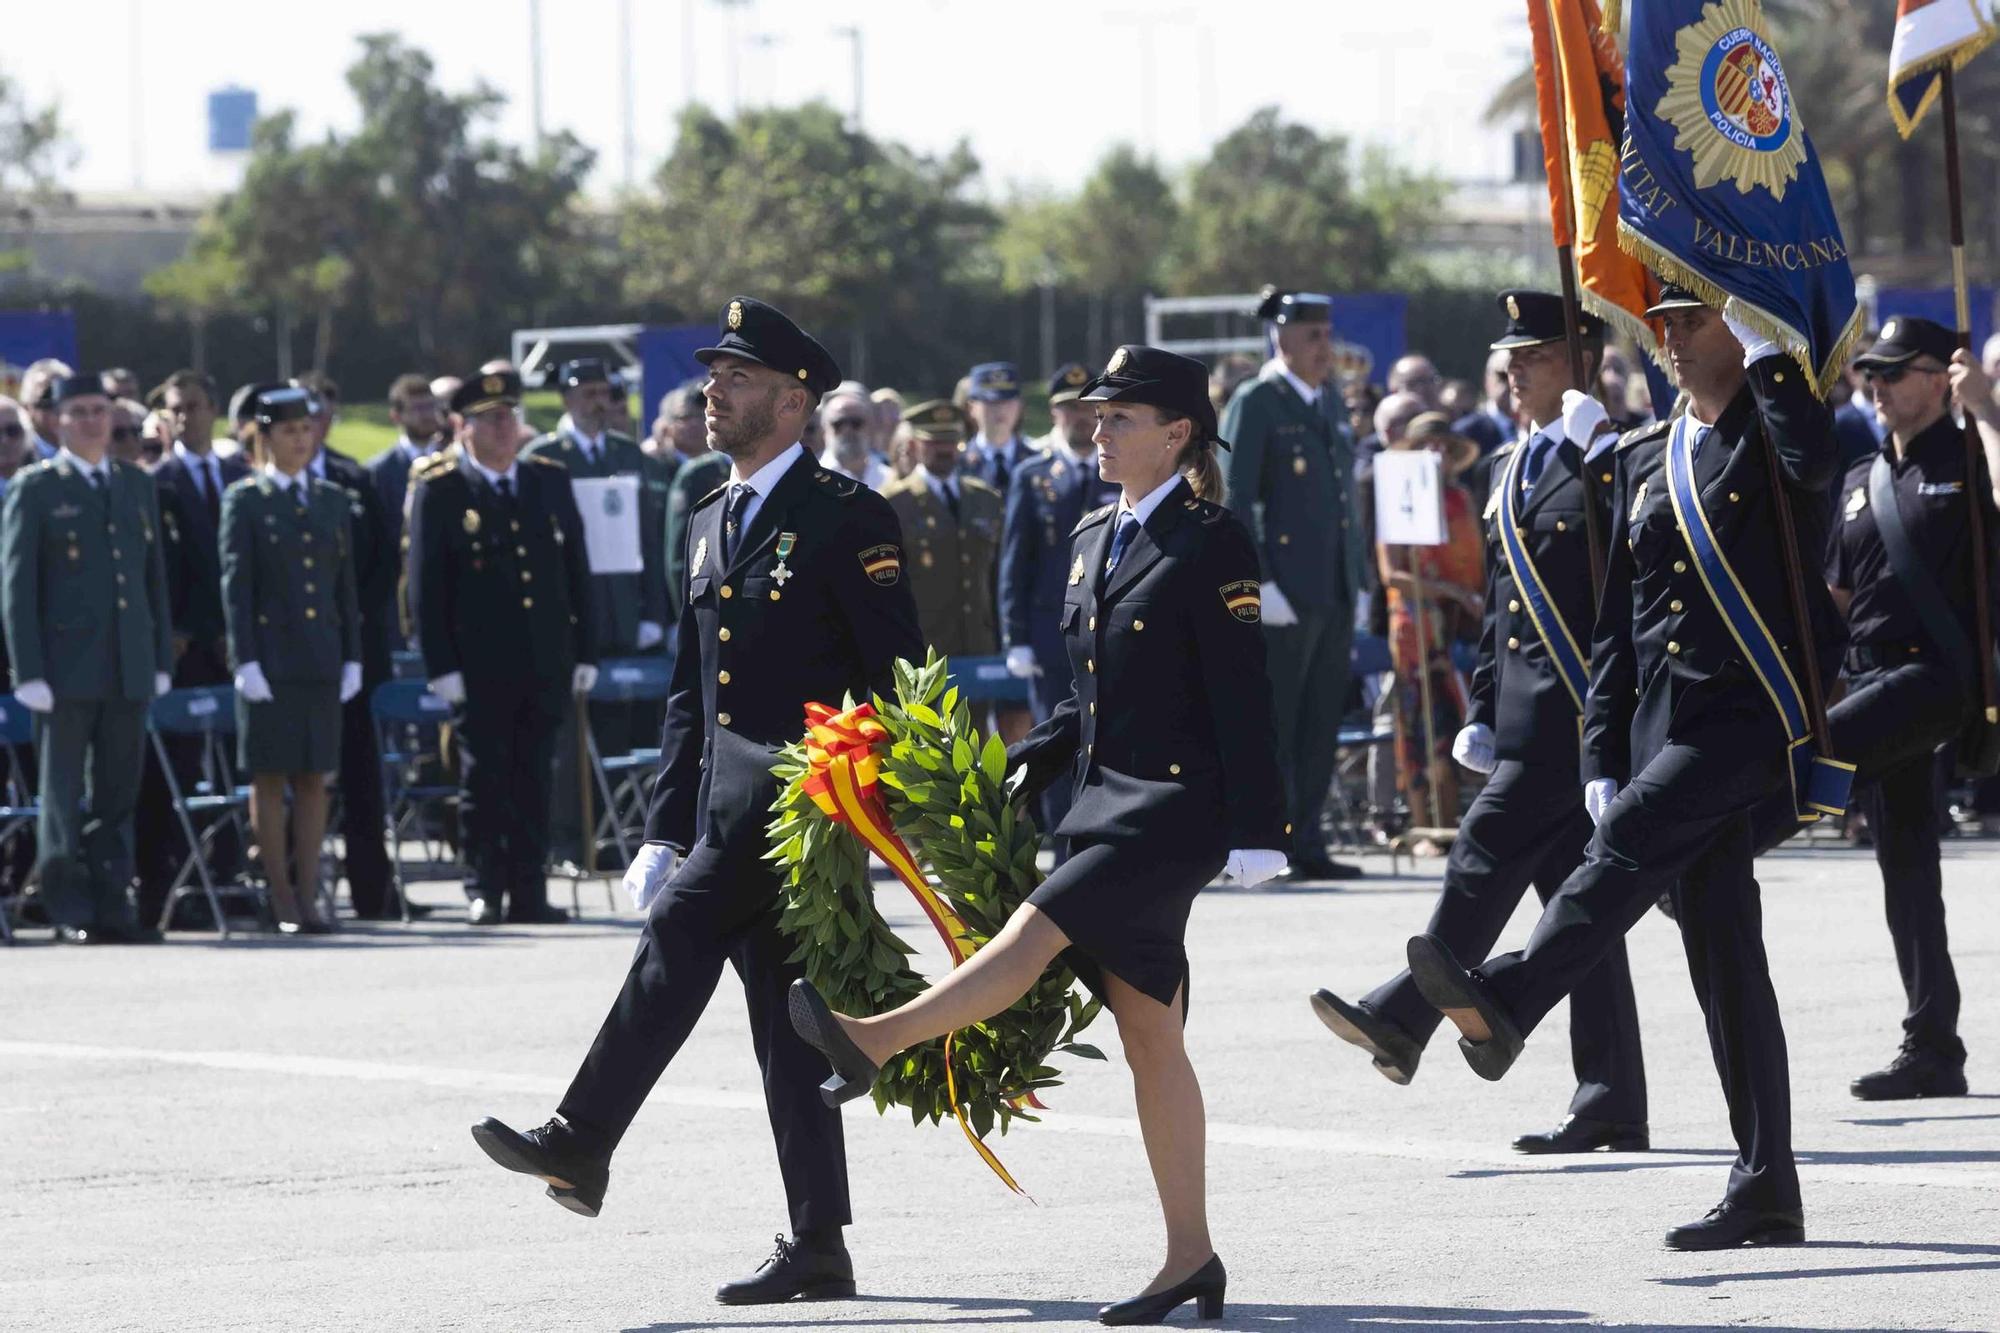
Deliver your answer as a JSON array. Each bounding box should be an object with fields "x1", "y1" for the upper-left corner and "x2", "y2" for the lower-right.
[
  {"x1": 1107, "y1": 348, "x2": 1128, "y2": 374},
  {"x1": 1881, "y1": 319, "x2": 1898, "y2": 340},
  {"x1": 1506, "y1": 295, "x2": 1520, "y2": 320},
  {"x1": 727, "y1": 301, "x2": 744, "y2": 330},
  {"x1": 1064, "y1": 367, "x2": 1087, "y2": 386},
  {"x1": 483, "y1": 375, "x2": 504, "y2": 395},
  {"x1": 797, "y1": 368, "x2": 808, "y2": 380}
]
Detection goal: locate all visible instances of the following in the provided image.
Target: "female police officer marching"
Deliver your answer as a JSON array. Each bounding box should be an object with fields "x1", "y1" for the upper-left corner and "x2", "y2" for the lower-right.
[
  {"x1": 788, "y1": 346, "x2": 1289, "y2": 1325},
  {"x1": 220, "y1": 384, "x2": 362, "y2": 933}
]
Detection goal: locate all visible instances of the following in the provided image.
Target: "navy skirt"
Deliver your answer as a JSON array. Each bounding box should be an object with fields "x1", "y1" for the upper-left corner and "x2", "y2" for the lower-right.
[{"x1": 1026, "y1": 836, "x2": 1226, "y2": 1009}]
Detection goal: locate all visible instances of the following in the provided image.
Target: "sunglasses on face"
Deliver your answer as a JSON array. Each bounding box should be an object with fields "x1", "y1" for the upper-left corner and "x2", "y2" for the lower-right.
[
  {"x1": 1862, "y1": 365, "x2": 1938, "y2": 387},
  {"x1": 830, "y1": 418, "x2": 868, "y2": 431}
]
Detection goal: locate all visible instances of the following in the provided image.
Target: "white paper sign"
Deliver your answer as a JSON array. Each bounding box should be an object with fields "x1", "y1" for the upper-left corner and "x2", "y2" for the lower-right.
[
  {"x1": 1373, "y1": 449, "x2": 1447, "y2": 546},
  {"x1": 571, "y1": 475, "x2": 644, "y2": 574}
]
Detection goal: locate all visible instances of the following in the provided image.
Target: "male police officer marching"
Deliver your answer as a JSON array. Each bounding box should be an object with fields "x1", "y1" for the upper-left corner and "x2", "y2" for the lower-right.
[
  {"x1": 408, "y1": 368, "x2": 596, "y2": 925},
  {"x1": 1221, "y1": 289, "x2": 1365, "y2": 881},
  {"x1": 469, "y1": 297, "x2": 923, "y2": 1306}
]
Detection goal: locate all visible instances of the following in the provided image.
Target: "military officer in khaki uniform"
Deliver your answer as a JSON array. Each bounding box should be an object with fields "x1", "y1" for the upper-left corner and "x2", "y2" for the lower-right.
[
  {"x1": 1, "y1": 372, "x2": 174, "y2": 943},
  {"x1": 880, "y1": 400, "x2": 1001, "y2": 659}
]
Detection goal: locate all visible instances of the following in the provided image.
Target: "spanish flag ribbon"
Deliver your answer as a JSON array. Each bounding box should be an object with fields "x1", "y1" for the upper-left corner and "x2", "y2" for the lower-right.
[{"x1": 800, "y1": 701, "x2": 1032, "y2": 1197}]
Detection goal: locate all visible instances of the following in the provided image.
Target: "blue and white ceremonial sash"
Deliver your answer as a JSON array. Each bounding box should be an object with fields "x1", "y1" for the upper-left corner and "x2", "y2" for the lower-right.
[
  {"x1": 1498, "y1": 443, "x2": 1591, "y2": 714},
  {"x1": 1662, "y1": 415, "x2": 1854, "y2": 822}
]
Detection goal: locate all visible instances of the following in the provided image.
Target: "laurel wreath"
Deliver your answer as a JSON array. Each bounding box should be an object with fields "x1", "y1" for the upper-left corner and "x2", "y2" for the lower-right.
[{"x1": 766, "y1": 653, "x2": 1104, "y2": 1140}]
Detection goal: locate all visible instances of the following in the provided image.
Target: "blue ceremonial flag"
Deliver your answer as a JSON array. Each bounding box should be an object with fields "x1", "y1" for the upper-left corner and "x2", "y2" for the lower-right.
[{"x1": 1617, "y1": 0, "x2": 1863, "y2": 395}]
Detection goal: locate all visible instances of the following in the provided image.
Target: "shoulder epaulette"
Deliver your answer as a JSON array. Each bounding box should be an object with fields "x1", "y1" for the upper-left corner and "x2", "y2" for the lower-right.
[
  {"x1": 1072, "y1": 502, "x2": 1117, "y2": 536},
  {"x1": 1177, "y1": 494, "x2": 1227, "y2": 525},
  {"x1": 1615, "y1": 419, "x2": 1671, "y2": 453},
  {"x1": 810, "y1": 467, "x2": 861, "y2": 499},
  {"x1": 410, "y1": 450, "x2": 459, "y2": 482},
  {"x1": 1493, "y1": 439, "x2": 1523, "y2": 458},
  {"x1": 960, "y1": 474, "x2": 1000, "y2": 499},
  {"x1": 520, "y1": 451, "x2": 566, "y2": 469},
  {"x1": 690, "y1": 481, "x2": 729, "y2": 512},
  {"x1": 225, "y1": 472, "x2": 259, "y2": 493}
]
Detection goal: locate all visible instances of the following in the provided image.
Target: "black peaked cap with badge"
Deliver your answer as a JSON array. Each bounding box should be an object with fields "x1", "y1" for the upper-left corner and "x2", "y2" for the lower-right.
[
  {"x1": 1642, "y1": 282, "x2": 1709, "y2": 318},
  {"x1": 1079, "y1": 345, "x2": 1229, "y2": 450},
  {"x1": 695, "y1": 296, "x2": 842, "y2": 396},
  {"x1": 451, "y1": 368, "x2": 524, "y2": 416},
  {"x1": 555, "y1": 357, "x2": 610, "y2": 389},
  {"x1": 1490, "y1": 289, "x2": 1605, "y2": 350},
  {"x1": 1854, "y1": 316, "x2": 1957, "y2": 371},
  {"x1": 1047, "y1": 362, "x2": 1093, "y2": 406},
  {"x1": 1254, "y1": 285, "x2": 1334, "y2": 326}
]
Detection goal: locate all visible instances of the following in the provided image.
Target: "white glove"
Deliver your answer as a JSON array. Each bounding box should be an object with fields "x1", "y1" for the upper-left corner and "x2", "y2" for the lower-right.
[
  {"x1": 154, "y1": 672, "x2": 172, "y2": 699},
  {"x1": 1559, "y1": 389, "x2": 1611, "y2": 450},
  {"x1": 1721, "y1": 306, "x2": 1781, "y2": 365},
  {"x1": 623, "y1": 842, "x2": 679, "y2": 911},
  {"x1": 339, "y1": 661, "x2": 362, "y2": 703},
  {"x1": 1451, "y1": 722, "x2": 1497, "y2": 775},
  {"x1": 1225, "y1": 848, "x2": 1288, "y2": 888},
  {"x1": 1584, "y1": 778, "x2": 1619, "y2": 826},
  {"x1": 235, "y1": 662, "x2": 274, "y2": 703},
  {"x1": 1005, "y1": 645, "x2": 1041, "y2": 678},
  {"x1": 427, "y1": 671, "x2": 466, "y2": 706},
  {"x1": 635, "y1": 620, "x2": 665, "y2": 650},
  {"x1": 572, "y1": 663, "x2": 599, "y2": 694},
  {"x1": 1260, "y1": 582, "x2": 1300, "y2": 627},
  {"x1": 14, "y1": 679, "x2": 53, "y2": 713}
]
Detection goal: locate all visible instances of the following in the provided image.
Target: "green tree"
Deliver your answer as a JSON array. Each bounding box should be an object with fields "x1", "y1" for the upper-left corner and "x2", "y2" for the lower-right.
[
  {"x1": 0, "y1": 67, "x2": 74, "y2": 281},
  {"x1": 141, "y1": 221, "x2": 247, "y2": 371}
]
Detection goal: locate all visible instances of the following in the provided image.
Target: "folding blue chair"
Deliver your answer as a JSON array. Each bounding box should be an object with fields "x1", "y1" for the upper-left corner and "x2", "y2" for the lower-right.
[
  {"x1": 944, "y1": 653, "x2": 1031, "y2": 707},
  {"x1": 0, "y1": 695, "x2": 38, "y2": 945},
  {"x1": 148, "y1": 685, "x2": 253, "y2": 939},
  {"x1": 371, "y1": 678, "x2": 462, "y2": 923},
  {"x1": 575, "y1": 655, "x2": 676, "y2": 912}
]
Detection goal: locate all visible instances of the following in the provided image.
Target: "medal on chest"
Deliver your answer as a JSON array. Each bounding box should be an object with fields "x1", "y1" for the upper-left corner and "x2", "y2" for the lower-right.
[
  {"x1": 772, "y1": 532, "x2": 797, "y2": 586},
  {"x1": 692, "y1": 534, "x2": 708, "y2": 577},
  {"x1": 1629, "y1": 480, "x2": 1649, "y2": 524},
  {"x1": 1845, "y1": 486, "x2": 1867, "y2": 520},
  {"x1": 1069, "y1": 553, "x2": 1086, "y2": 585}
]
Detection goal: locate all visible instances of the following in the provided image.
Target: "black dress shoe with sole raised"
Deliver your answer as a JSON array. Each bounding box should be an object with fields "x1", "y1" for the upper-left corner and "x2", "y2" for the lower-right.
[
  {"x1": 1512, "y1": 1114, "x2": 1649, "y2": 1154},
  {"x1": 1663, "y1": 1201, "x2": 1804, "y2": 1251},
  {"x1": 1099, "y1": 1254, "x2": 1226, "y2": 1326},
  {"x1": 1405, "y1": 933, "x2": 1523, "y2": 1081},
  {"x1": 788, "y1": 979, "x2": 881, "y2": 1107},
  {"x1": 1850, "y1": 1044, "x2": 1968, "y2": 1100},
  {"x1": 1310, "y1": 989, "x2": 1421, "y2": 1084},
  {"x1": 715, "y1": 1234, "x2": 856, "y2": 1305},
  {"x1": 469, "y1": 1116, "x2": 609, "y2": 1217}
]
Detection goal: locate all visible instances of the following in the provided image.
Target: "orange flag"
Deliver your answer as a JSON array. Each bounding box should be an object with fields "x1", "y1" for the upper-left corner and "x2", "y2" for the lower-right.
[{"x1": 1527, "y1": 0, "x2": 1663, "y2": 362}]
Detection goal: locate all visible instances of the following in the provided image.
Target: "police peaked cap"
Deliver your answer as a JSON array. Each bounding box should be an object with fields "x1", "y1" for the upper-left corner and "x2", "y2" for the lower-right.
[
  {"x1": 1047, "y1": 361, "x2": 1092, "y2": 405},
  {"x1": 1078, "y1": 345, "x2": 1230, "y2": 450},
  {"x1": 1642, "y1": 282, "x2": 1709, "y2": 318},
  {"x1": 253, "y1": 385, "x2": 316, "y2": 427},
  {"x1": 1491, "y1": 289, "x2": 1604, "y2": 350},
  {"x1": 1254, "y1": 286, "x2": 1333, "y2": 325},
  {"x1": 695, "y1": 296, "x2": 842, "y2": 396},
  {"x1": 451, "y1": 367, "x2": 524, "y2": 415},
  {"x1": 1854, "y1": 316, "x2": 1957, "y2": 371},
  {"x1": 900, "y1": 399, "x2": 968, "y2": 441}
]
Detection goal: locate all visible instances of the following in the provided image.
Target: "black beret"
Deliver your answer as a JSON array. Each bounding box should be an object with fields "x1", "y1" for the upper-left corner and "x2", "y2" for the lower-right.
[
  {"x1": 1047, "y1": 361, "x2": 1093, "y2": 405},
  {"x1": 694, "y1": 296, "x2": 841, "y2": 396},
  {"x1": 1078, "y1": 345, "x2": 1229, "y2": 450},
  {"x1": 1490, "y1": 289, "x2": 1605, "y2": 350},
  {"x1": 451, "y1": 367, "x2": 524, "y2": 415},
  {"x1": 1854, "y1": 315, "x2": 1957, "y2": 371}
]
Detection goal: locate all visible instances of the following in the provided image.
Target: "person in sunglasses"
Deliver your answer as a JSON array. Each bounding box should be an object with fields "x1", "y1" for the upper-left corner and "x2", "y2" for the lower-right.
[
  {"x1": 817, "y1": 384, "x2": 892, "y2": 491},
  {"x1": 0, "y1": 396, "x2": 33, "y2": 500}
]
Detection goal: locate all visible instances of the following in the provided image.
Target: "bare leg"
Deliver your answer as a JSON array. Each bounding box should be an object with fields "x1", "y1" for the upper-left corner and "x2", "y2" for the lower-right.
[
  {"x1": 1103, "y1": 972, "x2": 1213, "y2": 1295},
  {"x1": 840, "y1": 904, "x2": 1071, "y2": 1066},
  {"x1": 250, "y1": 774, "x2": 299, "y2": 927},
  {"x1": 290, "y1": 772, "x2": 331, "y2": 925}
]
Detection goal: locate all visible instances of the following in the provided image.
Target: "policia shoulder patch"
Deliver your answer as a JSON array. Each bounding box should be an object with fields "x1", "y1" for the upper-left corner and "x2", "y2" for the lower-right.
[
  {"x1": 858, "y1": 543, "x2": 903, "y2": 586},
  {"x1": 1220, "y1": 580, "x2": 1261, "y2": 623}
]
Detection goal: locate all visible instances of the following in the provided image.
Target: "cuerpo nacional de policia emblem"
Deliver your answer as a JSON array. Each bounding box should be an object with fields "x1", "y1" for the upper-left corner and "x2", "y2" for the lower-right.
[{"x1": 1658, "y1": 0, "x2": 1806, "y2": 200}]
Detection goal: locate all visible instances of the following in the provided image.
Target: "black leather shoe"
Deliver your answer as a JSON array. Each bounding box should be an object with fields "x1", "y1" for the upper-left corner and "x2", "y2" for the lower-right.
[
  {"x1": 1310, "y1": 989, "x2": 1420, "y2": 1084},
  {"x1": 788, "y1": 979, "x2": 881, "y2": 1107},
  {"x1": 1405, "y1": 933, "x2": 1523, "y2": 1081},
  {"x1": 505, "y1": 902, "x2": 571, "y2": 925},
  {"x1": 1279, "y1": 857, "x2": 1363, "y2": 883},
  {"x1": 715, "y1": 1233, "x2": 856, "y2": 1305},
  {"x1": 1099, "y1": 1254, "x2": 1226, "y2": 1325},
  {"x1": 469, "y1": 1116, "x2": 609, "y2": 1217},
  {"x1": 1851, "y1": 1043, "x2": 1968, "y2": 1101},
  {"x1": 1663, "y1": 1201, "x2": 1804, "y2": 1251},
  {"x1": 53, "y1": 925, "x2": 104, "y2": 945},
  {"x1": 467, "y1": 898, "x2": 502, "y2": 926},
  {"x1": 1512, "y1": 1114, "x2": 1649, "y2": 1154}
]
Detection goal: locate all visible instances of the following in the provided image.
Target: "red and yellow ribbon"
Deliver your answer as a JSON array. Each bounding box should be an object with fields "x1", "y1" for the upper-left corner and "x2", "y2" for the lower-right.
[{"x1": 800, "y1": 700, "x2": 1032, "y2": 1197}]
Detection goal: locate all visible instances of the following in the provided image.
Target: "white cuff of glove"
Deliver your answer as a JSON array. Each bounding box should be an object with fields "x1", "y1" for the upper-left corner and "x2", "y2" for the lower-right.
[
  {"x1": 1451, "y1": 722, "x2": 1497, "y2": 775},
  {"x1": 1260, "y1": 582, "x2": 1299, "y2": 627},
  {"x1": 339, "y1": 661, "x2": 362, "y2": 703},
  {"x1": 427, "y1": 671, "x2": 466, "y2": 706},
  {"x1": 1005, "y1": 645, "x2": 1041, "y2": 678},
  {"x1": 1559, "y1": 389, "x2": 1612, "y2": 451},
  {"x1": 154, "y1": 671, "x2": 172, "y2": 699},
  {"x1": 1584, "y1": 778, "x2": 1619, "y2": 826},
  {"x1": 14, "y1": 679, "x2": 53, "y2": 712},
  {"x1": 235, "y1": 662, "x2": 274, "y2": 704},
  {"x1": 635, "y1": 620, "x2": 665, "y2": 650},
  {"x1": 623, "y1": 842, "x2": 679, "y2": 911},
  {"x1": 1225, "y1": 848, "x2": 1288, "y2": 889},
  {"x1": 1722, "y1": 307, "x2": 1781, "y2": 366},
  {"x1": 572, "y1": 663, "x2": 599, "y2": 695}
]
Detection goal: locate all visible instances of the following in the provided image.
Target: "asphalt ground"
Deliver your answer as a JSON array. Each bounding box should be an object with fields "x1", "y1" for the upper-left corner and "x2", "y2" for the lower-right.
[{"x1": 3, "y1": 838, "x2": 1996, "y2": 1332}]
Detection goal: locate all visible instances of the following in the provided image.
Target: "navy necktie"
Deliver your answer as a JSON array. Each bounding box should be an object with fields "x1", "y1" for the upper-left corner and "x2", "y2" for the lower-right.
[
  {"x1": 723, "y1": 484, "x2": 755, "y2": 564},
  {"x1": 1105, "y1": 511, "x2": 1139, "y2": 574},
  {"x1": 1523, "y1": 434, "x2": 1555, "y2": 490},
  {"x1": 496, "y1": 476, "x2": 515, "y2": 502},
  {"x1": 290, "y1": 480, "x2": 307, "y2": 509},
  {"x1": 87, "y1": 470, "x2": 106, "y2": 494}
]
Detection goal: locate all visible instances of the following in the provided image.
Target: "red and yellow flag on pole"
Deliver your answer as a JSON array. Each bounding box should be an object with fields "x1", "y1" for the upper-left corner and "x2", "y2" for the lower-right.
[
  {"x1": 1527, "y1": 0, "x2": 1662, "y2": 360},
  {"x1": 1888, "y1": 0, "x2": 1997, "y2": 138}
]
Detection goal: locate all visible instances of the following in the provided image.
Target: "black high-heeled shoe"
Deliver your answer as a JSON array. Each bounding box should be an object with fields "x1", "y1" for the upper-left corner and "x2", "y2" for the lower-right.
[{"x1": 1098, "y1": 1254, "x2": 1226, "y2": 1326}]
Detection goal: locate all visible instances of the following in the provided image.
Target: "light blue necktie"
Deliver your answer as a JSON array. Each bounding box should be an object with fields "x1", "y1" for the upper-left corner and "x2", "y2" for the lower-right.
[
  {"x1": 1105, "y1": 511, "x2": 1139, "y2": 574},
  {"x1": 1522, "y1": 433, "x2": 1556, "y2": 491},
  {"x1": 1690, "y1": 424, "x2": 1713, "y2": 461}
]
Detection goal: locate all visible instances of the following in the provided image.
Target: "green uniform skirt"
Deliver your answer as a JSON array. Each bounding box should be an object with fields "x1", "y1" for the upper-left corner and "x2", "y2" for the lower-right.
[{"x1": 238, "y1": 681, "x2": 342, "y2": 775}]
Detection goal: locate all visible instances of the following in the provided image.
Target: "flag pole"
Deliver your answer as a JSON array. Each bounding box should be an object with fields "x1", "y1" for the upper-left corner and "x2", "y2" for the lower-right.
[
  {"x1": 1537, "y1": 0, "x2": 1608, "y2": 603},
  {"x1": 1939, "y1": 64, "x2": 2000, "y2": 726}
]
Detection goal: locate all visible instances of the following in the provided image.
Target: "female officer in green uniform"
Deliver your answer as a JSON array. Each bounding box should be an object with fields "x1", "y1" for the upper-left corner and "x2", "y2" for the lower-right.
[
  {"x1": 789, "y1": 347, "x2": 1289, "y2": 1325},
  {"x1": 220, "y1": 385, "x2": 362, "y2": 933}
]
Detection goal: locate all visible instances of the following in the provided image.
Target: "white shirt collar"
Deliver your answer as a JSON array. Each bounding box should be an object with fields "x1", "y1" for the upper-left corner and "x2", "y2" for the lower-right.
[
  {"x1": 568, "y1": 427, "x2": 606, "y2": 456},
  {"x1": 922, "y1": 467, "x2": 958, "y2": 503},
  {"x1": 1117, "y1": 473, "x2": 1186, "y2": 529},
  {"x1": 174, "y1": 439, "x2": 219, "y2": 470},
  {"x1": 465, "y1": 453, "x2": 519, "y2": 488},
  {"x1": 1278, "y1": 364, "x2": 1321, "y2": 406},
  {"x1": 733, "y1": 441, "x2": 805, "y2": 495},
  {"x1": 59, "y1": 447, "x2": 107, "y2": 481},
  {"x1": 264, "y1": 464, "x2": 309, "y2": 492},
  {"x1": 396, "y1": 435, "x2": 431, "y2": 460}
]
